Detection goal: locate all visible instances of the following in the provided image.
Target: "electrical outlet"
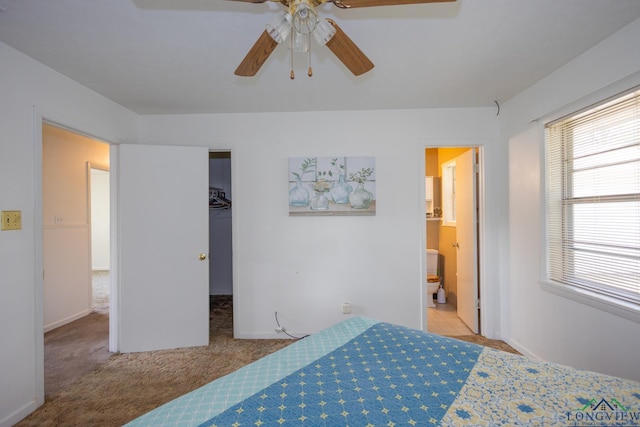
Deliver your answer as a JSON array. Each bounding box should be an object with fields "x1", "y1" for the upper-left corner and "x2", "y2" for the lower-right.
[
  {"x1": 1, "y1": 211, "x2": 22, "y2": 231},
  {"x1": 342, "y1": 302, "x2": 351, "y2": 314}
]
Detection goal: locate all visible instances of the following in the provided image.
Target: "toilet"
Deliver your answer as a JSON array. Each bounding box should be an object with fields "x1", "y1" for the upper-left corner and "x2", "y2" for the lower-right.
[{"x1": 426, "y1": 249, "x2": 441, "y2": 308}]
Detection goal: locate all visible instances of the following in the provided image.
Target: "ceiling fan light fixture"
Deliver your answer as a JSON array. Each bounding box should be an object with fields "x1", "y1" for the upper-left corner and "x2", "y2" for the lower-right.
[
  {"x1": 292, "y1": 30, "x2": 309, "y2": 53},
  {"x1": 292, "y1": 3, "x2": 318, "y2": 34},
  {"x1": 312, "y1": 18, "x2": 336, "y2": 46},
  {"x1": 266, "y1": 11, "x2": 291, "y2": 44}
]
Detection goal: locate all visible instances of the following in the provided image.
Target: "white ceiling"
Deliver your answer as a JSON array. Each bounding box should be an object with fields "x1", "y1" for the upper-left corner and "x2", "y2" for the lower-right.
[{"x1": 1, "y1": 0, "x2": 639, "y2": 115}]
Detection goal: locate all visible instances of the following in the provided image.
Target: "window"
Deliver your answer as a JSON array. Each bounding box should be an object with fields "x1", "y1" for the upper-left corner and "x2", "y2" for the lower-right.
[
  {"x1": 545, "y1": 88, "x2": 640, "y2": 305},
  {"x1": 442, "y1": 160, "x2": 456, "y2": 226}
]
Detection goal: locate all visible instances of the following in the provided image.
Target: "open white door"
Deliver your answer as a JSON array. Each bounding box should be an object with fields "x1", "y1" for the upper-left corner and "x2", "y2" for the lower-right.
[
  {"x1": 455, "y1": 149, "x2": 479, "y2": 333},
  {"x1": 116, "y1": 144, "x2": 209, "y2": 352}
]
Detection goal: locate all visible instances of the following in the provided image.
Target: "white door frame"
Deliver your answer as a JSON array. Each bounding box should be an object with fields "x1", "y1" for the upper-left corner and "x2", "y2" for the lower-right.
[
  {"x1": 420, "y1": 144, "x2": 486, "y2": 336},
  {"x1": 33, "y1": 108, "x2": 119, "y2": 406}
]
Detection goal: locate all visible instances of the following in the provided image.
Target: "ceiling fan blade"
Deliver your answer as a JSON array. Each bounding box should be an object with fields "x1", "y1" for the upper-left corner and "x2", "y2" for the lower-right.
[
  {"x1": 331, "y1": 0, "x2": 454, "y2": 8},
  {"x1": 234, "y1": 30, "x2": 279, "y2": 76},
  {"x1": 325, "y1": 19, "x2": 374, "y2": 76}
]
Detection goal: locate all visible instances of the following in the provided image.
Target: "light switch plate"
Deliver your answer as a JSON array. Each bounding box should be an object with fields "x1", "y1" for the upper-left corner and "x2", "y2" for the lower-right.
[{"x1": 1, "y1": 210, "x2": 22, "y2": 230}]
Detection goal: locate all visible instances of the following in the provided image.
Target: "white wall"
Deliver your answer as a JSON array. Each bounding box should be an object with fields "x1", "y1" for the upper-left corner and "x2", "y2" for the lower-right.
[
  {"x1": 139, "y1": 108, "x2": 502, "y2": 339},
  {"x1": 0, "y1": 42, "x2": 138, "y2": 426},
  {"x1": 501, "y1": 17, "x2": 640, "y2": 381}
]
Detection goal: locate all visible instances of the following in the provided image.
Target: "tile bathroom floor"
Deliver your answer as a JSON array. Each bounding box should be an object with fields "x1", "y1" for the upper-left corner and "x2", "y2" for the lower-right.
[{"x1": 427, "y1": 299, "x2": 474, "y2": 335}]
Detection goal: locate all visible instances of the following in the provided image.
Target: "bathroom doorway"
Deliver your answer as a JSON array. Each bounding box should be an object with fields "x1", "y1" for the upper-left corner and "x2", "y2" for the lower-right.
[{"x1": 425, "y1": 147, "x2": 481, "y2": 336}]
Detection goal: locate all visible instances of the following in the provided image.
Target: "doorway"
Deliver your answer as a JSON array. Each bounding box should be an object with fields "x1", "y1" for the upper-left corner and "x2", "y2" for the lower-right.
[
  {"x1": 90, "y1": 167, "x2": 110, "y2": 311},
  {"x1": 42, "y1": 123, "x2": 111, "y2": 395},
  {"x1": 42, "y1": 123, "x2": 110, "y2": 330},
  {"x1": 208, "y1": 152, "x2": 233, "y2": 297},
  {"x1": 36, "y1": 117, "x2": 212, "y2": 403},
  {"x1": 424, "y1": 147, "x2": 481, "y2": 336}
]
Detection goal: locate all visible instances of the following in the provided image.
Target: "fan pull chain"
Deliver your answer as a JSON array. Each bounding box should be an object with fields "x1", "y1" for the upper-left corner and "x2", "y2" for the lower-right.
[
  {"x1": 289, "y1": 36, "x2": 295, "y2": 79},
  {"x1": 307, "y1": 34, "x2": 313, "y2": 77},
  {"x1": 290, "y1": 51, "x2": 295, "y2": 79}
]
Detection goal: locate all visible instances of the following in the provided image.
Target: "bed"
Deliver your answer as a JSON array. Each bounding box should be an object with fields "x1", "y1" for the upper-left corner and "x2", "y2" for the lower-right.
[{"x1": 126, "y1": 316, "x2": 640, "y2": 426}]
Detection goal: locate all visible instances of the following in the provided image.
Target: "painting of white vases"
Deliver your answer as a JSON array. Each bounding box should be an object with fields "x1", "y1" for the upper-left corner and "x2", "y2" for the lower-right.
[{"x1": 288, "y1": 156, "x2": 376, "y2": 216}]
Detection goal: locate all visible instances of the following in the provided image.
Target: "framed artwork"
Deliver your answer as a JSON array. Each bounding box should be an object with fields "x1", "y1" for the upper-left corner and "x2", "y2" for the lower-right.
[{"x1": 288, "y1": 156, "x2": 376, "y2": 216}]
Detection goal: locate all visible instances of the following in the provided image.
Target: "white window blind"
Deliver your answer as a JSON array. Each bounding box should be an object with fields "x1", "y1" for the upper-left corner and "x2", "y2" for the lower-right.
[{"x1": 545, "y1": 88, "x2": 640, "y2": 305}]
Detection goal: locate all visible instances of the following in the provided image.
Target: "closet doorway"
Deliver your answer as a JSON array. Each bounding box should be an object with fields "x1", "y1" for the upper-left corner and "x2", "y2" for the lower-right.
[{"x1": 209, "y1": 152, "x2": 233, "y2": 319}]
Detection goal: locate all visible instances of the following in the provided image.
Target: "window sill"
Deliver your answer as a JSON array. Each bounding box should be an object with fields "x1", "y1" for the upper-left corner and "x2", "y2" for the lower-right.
[{"x1": 540, "y1": 280, "x2": 640, "y2": 324}]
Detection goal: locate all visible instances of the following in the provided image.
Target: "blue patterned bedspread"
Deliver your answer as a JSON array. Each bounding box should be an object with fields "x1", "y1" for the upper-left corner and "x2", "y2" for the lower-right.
[
  {"x1": 201, "y1": 322, "x2": 480, "y2": 426},
  {"x1": 127, "y1": 317, "x2": 640, "y2": 426}
]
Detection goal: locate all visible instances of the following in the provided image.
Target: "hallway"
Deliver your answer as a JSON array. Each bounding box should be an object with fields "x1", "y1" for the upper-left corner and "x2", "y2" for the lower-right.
[{"x1": 44, "y1": 271, "x2": 111, "y2": 396}]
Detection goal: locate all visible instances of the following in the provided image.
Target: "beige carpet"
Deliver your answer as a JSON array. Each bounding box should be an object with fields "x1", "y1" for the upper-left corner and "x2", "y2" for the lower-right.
[
  {"x1": 92, "y1": 270, "x2": 110, "y2": 310},
  {"x1": 18, "y1": 297, "x2": 519, "y2": 426}
]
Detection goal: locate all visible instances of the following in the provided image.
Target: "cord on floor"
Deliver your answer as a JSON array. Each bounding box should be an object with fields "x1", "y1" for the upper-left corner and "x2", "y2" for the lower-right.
[{"x1": 275, "y1": 311, "x2": 309, "y2": 340}]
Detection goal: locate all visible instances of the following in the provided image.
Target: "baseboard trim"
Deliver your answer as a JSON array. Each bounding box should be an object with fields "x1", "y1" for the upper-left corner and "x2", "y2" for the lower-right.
[
  {"x1": 44, "y1": 309, "x2": 91, "y2": 333},
  {"x1": 502, "y1": 336, "x2": 539, "y2": 360},
  {"x1": 0, "y1": 399, "x2": 39, "y2": 427}
]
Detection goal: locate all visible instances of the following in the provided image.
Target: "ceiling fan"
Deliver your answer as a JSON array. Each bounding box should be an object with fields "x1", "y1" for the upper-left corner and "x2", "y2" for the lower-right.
[{"x1": 233, "y1": 0, "x2": 455, "y2": 78}]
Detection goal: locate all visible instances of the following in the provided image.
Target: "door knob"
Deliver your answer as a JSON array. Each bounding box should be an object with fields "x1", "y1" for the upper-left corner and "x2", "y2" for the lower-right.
[{"x1": 199, "y1": 253, "x2": 207, "y2": 261}]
